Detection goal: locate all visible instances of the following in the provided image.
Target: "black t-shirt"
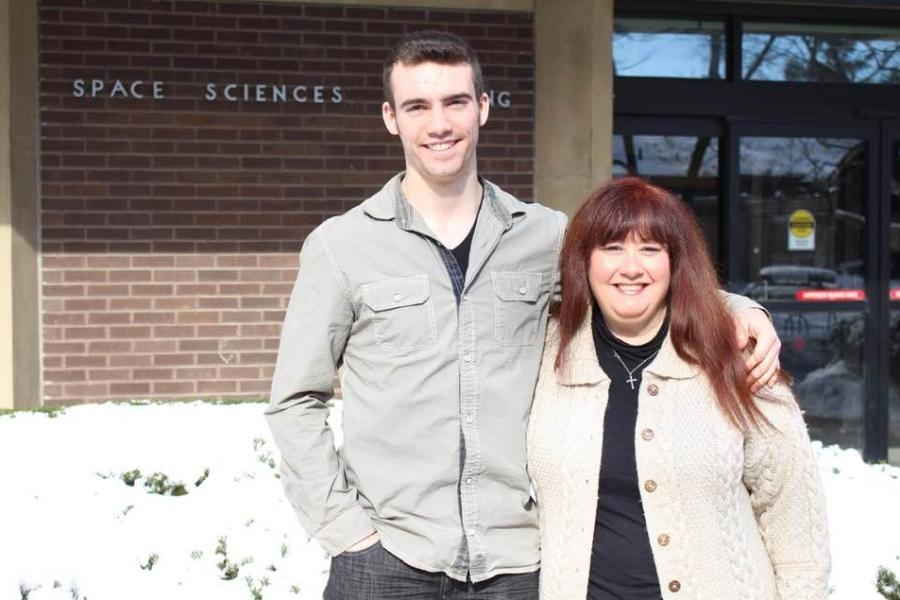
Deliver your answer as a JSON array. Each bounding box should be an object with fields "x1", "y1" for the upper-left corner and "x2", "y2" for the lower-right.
[
  {"x1": 449, "y1": 208, "x2": 478, "y2": 278},
  {"x1": 587, "y1": 302, "x2": 668, "y2": 600}
]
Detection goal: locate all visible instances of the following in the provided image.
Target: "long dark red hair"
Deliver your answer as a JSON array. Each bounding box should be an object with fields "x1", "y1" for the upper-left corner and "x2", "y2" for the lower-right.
[{"x1": 556, "y1": 177, "x2": 774, "y2": 431}]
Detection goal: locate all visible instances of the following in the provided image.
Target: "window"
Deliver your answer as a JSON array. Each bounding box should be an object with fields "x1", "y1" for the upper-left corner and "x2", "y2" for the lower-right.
[
  {"x1": 743, "y1": 22, "x2": 900, "y2": 83},
  {"x1": 614, "y1": 18, "x2": 726, "y2": 79}
]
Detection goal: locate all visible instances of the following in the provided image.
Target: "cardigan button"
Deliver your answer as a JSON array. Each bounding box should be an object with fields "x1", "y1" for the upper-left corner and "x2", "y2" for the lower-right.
[
  {"x1": 668, "y1": 580, "x2": 681, "y2": 593},
  {"x1": 644, "y1": 479, "x2": 657, "y2": 493},
  {"x1": 641, "y1": 428, "x2": 654, "y2": 441},
  {"x1": 647, "y1": 383, "x2": 659, "y2": 396},
  {"x1": 657, "y1": 533, "x2": 670, "y2": 546}
]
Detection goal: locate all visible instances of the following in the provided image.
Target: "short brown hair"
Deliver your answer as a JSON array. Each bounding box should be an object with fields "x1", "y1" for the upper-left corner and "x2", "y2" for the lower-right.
[{"x1": 383, "y1": 30, "x2": 484, "y2": 107}]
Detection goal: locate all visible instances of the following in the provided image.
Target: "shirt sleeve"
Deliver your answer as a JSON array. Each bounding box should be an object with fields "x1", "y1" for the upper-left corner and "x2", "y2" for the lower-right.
[
  {"x1": 264, "y1": 227, "x2": 375, "y2": 556},
  {"x1": 551, "y1": 211, "x2": 568, "y2": 305},
  {"x1": 742, "y1": 386, "x2": 831, "y2": 599},
  {"x1": 720, "y1": 290, "x2": 770, "y2": 318}
]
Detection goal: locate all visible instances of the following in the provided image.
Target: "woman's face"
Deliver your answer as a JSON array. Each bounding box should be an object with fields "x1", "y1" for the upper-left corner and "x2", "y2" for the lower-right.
[{"x1": 588, "y1": 232, "x2": 671, "y2": 341}]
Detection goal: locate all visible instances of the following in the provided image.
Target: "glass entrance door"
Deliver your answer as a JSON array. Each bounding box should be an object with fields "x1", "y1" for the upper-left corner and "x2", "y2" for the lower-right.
[
  {"x1": 888, "y1": 131, "x2": 900, "y2": 464},
  {"x1": 731, "y1": 123, "x2": 876, "y2": 451}
]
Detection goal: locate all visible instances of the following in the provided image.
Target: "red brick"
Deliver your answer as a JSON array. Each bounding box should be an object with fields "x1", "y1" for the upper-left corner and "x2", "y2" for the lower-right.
[
  {"x1": 134, "y1": 312, "x2": 176, "y2": 324},
  {"x1": 153, "y1": 381, "x2": 196, "y2": 395},
  {"x1": 88, "y1": 312, "x2": 132, "y2": 325},
  {"x1": 44, "y1": 312, "x2": 86, "y2": 326},
  {"x1": 110, "y1": 382, "x2": 152, "y2": 396},
  {"x1": 109, "y1": 298, "x2": 152, "y2": 310},
  {"x1": 154, "y1": 353, "x2": 195, "y2": 366},
  {"x1": 153, "y1": 325, "x2": 196, "y2": 338},
  {"x1": 110, "y1": 326, "x2": 152, "y2": 339},
  {"x1": 45, "y1": 369, "x2": 87, "y2": 382},
  {"x1": 65, "y1": 327, "x2": 107, "y2": 340},
  {"x1": 88, "y1": 369, "x2": 132, "y2": 381},
  {"x1": 134, "y1": 368, "x2": 174, "y2": 381},
  {"x1": 197, "y1": 325, "x2": 238, "y2": 337},
  {"x1": 110, "y1": 354, "x2": 152, "y2": 367},
  {"x1": 66, "y1": 354, "x2": 108, "y2": 367},
  {"x1": 155, "y1": 297, "x2": 197, "y2": 310},
  {"x1": 176, "y1": 311, "x2": 219, "y2": 324},
  {"x1": 178, "y1": 339, "x2": 219, "y2": 351},
  {"x1": 45, "y1": 341, "x2": 86, "y2": 354},
  {"x1": 198, "y1": 297, "x2": 239, "y2": 309},
  {"x1": 63, "y1": 383, "x2": 109, "y2": 397},
  {"x1": 239, "y1": 379, "x2": 270, "y2": 393},
  {"x1": 178, "y1": 367, "x2": 217, "y2": 379},
  {"x1": 89, "y1": 341, "x2": 131, "y2": 353},
  {"x1": 198, "y1": 380, "x2": 237, "y2": 394}
]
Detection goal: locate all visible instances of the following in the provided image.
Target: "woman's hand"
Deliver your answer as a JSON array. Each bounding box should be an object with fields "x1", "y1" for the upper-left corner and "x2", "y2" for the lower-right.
[{"x1": 734, "y1": 308, "x2": 782, "y2": 392}]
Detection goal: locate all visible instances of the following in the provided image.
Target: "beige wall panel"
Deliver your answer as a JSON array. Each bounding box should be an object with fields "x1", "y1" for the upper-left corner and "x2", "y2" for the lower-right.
[
  {"x1": 1, "y1": 0, "x2": 12, "y2": 409},
  {"x1": 534, "y1": 0, "x2": 612, "y2": 217},
  {"x1": 5, "y1": 0, "x2": 39, "y2": 408}
]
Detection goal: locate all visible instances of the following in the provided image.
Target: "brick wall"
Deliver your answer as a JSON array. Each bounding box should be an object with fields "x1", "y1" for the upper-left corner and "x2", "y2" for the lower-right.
[{"x1": 39, "y1": 0, "x2": 535, "y2": 403}]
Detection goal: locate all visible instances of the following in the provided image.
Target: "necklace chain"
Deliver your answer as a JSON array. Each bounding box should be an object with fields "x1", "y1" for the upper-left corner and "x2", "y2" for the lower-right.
[{"x1": 611, "y1": 348, "x2": 659, "y2": 390}]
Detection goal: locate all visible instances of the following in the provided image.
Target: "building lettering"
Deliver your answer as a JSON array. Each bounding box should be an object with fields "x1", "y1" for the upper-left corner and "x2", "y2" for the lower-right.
[{"x1": 71, "y1": 79, "x2": 508, "y2": 108}]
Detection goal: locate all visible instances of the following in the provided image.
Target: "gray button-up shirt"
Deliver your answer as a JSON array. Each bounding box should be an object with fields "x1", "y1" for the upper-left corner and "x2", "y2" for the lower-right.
[{"x1": 265, "y1": 174, "x2": 567, "y2": 582}]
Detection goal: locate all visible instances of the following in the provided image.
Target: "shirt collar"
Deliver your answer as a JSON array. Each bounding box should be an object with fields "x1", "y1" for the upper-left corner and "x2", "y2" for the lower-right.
[{"x1": 361, "y1": 172, "x2": 522, "y2": 231}]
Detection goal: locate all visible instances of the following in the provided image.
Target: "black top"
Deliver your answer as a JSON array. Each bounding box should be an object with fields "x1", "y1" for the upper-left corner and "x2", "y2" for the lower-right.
[
  {"x1": 587, "y1": 302, "x2": 668, "y2": 600},
  {"x1": 449, "y1": 209, "x2": 478, "y2": 278}
]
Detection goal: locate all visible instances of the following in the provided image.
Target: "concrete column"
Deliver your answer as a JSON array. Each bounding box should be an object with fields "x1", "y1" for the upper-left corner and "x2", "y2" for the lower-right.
[
  {"x1": 534, "y1": 0, "x2": 613, "y2": 217},
  {"x1": 0, "y1": 0, "x2": 40, "y2": 409},
  {"x1": 0, "y1": 0, "x2": 12, "y2": 409}
]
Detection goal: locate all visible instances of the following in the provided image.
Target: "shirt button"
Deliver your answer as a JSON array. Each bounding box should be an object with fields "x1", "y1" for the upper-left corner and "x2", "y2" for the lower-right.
[
  {"x1": 465, "y1": 414, "x2": 474, "y2": 423},
  {"x1": 644, "y1": 479, "x2": 657, "y2": 493},
  {"x1": 464, "y1": 354, "x2": 473, "y2": 362},
  {"x1": 392, "y1": 293, "x2": 402, "y2": 302},
  {"x1": 641, "y1": 428, "x2": 654, "y2": 441},
  {"x1": 465, "y1": 477, "x2": 473, "y2": 485},
  {"x1": 668, "y1": 580, "x2": 681, "y2": 593},
  {"x1": 518, "y1": 286, "x2": 527, "y2": 295},
  {"x1": 647, "y1": 384, "x2": 659, "y2": 396},
  {"x1": 657, "y1": 533, "x2": 670, "y2": 546},
  {"x1": 467, "y1": 528, "x2": 475, "y2": 536}
]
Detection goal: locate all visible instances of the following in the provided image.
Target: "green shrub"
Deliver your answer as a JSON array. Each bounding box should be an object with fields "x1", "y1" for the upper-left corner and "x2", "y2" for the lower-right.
[{"x1": 877, "y1": 566, "x2": 900, "y2": 600}]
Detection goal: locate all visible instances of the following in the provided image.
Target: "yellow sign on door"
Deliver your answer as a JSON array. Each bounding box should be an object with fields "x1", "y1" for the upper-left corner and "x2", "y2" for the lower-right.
[{"x1": 788, "y1": 209, "x2": 815, "y2": 251}]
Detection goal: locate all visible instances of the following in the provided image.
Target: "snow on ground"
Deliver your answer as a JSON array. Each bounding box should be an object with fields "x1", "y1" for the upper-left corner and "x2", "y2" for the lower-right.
[{"x1": 0, "y1": 401, "x2": 898, "y2": 600}]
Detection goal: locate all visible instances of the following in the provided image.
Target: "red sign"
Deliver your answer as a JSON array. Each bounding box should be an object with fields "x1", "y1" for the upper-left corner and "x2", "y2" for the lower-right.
[
  {"x1": 892, "y1": 289, "x2": 900, "y2": 300},
  {"x1": 795, "y1": 289, "x2": 866, "y2": 301}
]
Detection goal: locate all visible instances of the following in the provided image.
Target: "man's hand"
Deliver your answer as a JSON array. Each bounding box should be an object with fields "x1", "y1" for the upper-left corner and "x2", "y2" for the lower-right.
[
  {"x1": 734, "y1": 308, "x2": 781, "y2": 393},
  {"x1": 343, "y1": 531, "x2": 380, "y2": 554}
]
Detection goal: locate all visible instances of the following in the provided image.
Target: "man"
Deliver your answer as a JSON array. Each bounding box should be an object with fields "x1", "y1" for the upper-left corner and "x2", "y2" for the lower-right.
[{"x1": 265, "y1": 30, "x2": 781, "y2": 599}]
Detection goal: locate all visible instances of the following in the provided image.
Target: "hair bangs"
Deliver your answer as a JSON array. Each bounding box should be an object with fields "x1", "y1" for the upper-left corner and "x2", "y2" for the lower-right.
[{"x1": 586, "y1": 183, "x2": 679, "y2": 252}]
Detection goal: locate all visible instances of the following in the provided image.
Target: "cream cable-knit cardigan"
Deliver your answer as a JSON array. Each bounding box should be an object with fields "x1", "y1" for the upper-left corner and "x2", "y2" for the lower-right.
[{"x1": 527, "y1": 315, "x2": 830, "y2": 600}]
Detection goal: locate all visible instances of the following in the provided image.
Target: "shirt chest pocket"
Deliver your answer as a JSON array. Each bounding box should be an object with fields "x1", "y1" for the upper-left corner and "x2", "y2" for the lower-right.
[
  {"x1": 491, "y1": 271, "x2": 545, "y2": 346},
  {"x1": 361, "y1": 274, "x2": 437, "y2": 353}
]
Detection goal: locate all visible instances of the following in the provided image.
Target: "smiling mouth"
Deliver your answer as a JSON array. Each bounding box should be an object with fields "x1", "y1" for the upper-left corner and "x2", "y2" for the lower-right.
[
  {"x1": 613, "y1": 283, "x2": 649, "y2": 295},
  {"x1": 424, "y1": 140, "x2": 459, "y2": 152}
]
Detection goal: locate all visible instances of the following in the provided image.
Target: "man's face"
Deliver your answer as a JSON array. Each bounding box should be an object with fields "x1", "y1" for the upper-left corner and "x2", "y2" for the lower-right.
[{"x1": 382, "y1": 61, "x2": 489, "y2": 187}]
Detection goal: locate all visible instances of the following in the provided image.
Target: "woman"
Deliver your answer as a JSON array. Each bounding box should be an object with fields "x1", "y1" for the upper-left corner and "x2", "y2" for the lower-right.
[{"x1": 527, "y1": 177, "x2": 829, "y2": 599}]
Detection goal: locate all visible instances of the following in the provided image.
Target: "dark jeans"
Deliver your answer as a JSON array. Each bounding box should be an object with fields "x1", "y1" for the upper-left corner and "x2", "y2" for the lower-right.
[{"x1": 323, "y1": 542, "x2": 539, "y2": 600}]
